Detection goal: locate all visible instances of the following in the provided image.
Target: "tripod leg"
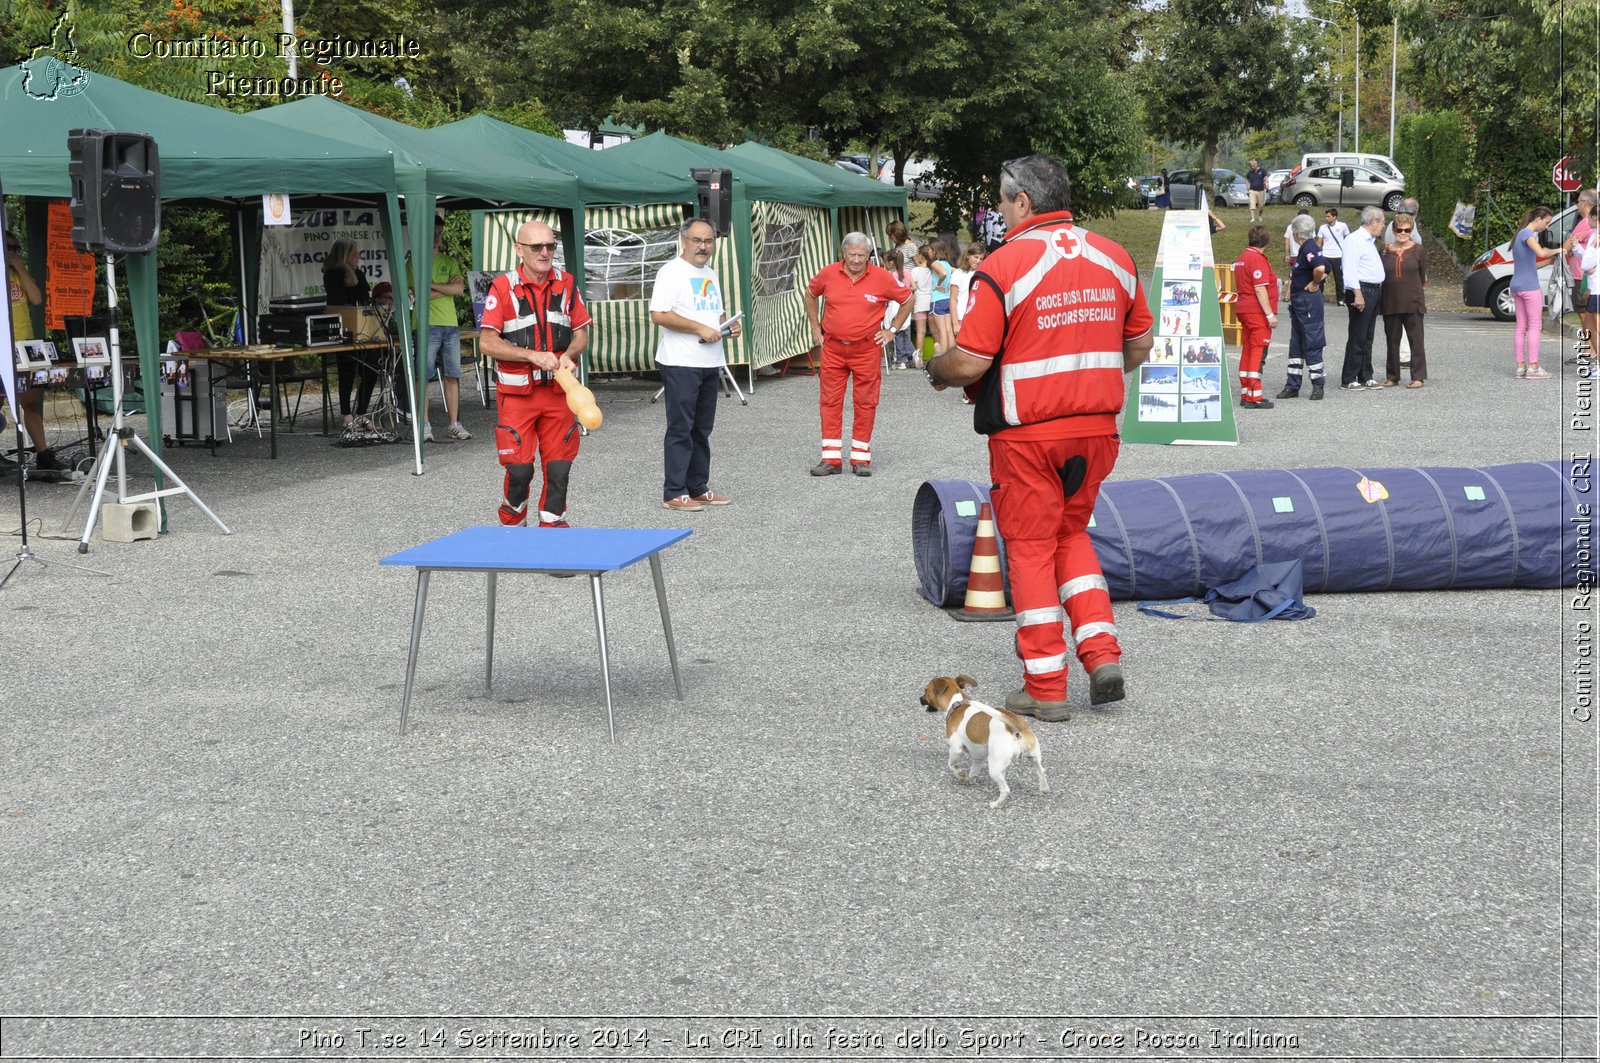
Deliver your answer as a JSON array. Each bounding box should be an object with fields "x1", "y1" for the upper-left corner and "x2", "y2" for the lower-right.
[
  {"x1": 72, "y1": 439, "x2": 120, "y2": 553},
  {"x1": 722, "y1": 364, "x2": 748, "y2": 406},
  {"x1": 126, "y1": 434, "x2": 231, "y2": 534}
]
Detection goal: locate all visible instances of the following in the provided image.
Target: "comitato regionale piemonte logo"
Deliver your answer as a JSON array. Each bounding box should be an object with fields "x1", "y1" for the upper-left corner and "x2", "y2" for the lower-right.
[{"x1": 21, "y1": 9, "x2": 90, "y2": 101}]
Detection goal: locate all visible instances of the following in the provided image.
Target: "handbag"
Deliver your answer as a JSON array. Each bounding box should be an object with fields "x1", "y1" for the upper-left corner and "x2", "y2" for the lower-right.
[{"x1": 1138, "y1": 560, "x2": 1317, "y2": 622}]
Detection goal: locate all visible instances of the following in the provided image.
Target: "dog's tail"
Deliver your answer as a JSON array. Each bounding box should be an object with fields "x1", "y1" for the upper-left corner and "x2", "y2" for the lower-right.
[{"x1": 1000, "y1": 711, "x2": 1039, "y2": 750}]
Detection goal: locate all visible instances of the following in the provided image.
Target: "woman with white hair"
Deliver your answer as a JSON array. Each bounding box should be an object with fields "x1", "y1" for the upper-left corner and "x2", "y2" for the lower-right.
[{"x1": 1278, "y1": 213, "x2": 1328, "y2": 400}]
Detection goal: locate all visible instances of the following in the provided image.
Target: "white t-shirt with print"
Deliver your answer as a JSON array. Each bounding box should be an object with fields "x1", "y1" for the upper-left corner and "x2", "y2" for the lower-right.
[{"x1": 650, "y1": 256, "x2": 727, "y2": 369}]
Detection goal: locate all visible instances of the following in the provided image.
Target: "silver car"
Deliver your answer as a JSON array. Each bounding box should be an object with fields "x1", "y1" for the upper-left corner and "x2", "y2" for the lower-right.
[
  {"x1": 1165, "y1": 168, "x2": 1249, "y2": 209},
  {"x1": 1279, "y1": 164, "x2": 1406, "y2": 212}
]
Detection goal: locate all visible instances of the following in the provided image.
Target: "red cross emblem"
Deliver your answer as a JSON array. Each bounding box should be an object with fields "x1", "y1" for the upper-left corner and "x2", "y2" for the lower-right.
[{"x1": 1052, "y1": 227, "x2": 1082, "y2": 260}]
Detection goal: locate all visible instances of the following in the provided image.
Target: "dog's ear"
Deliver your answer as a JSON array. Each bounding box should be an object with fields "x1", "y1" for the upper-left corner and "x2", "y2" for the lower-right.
[{"x1": 957, "y1": 674, "x2": 977, "y2": 692}]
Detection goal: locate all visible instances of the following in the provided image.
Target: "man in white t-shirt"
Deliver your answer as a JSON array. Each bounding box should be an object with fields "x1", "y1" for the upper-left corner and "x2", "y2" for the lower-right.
[
  {"x1": 1316, "y1": 208, "x2": 1349, "y2": 302},
  {"x1": 650, "y1": 218, "x2": 743, "y2": 512}
]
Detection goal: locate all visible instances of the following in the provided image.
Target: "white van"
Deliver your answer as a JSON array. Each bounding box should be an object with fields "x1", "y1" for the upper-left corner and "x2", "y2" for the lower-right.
[{"x1": 1299, "y1": 152, "x2": 1404, "y2": 183}]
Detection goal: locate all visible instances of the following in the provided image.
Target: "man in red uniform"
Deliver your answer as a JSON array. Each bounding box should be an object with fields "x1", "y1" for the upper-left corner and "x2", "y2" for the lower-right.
[
  {"x1": 1233, "y1": 225, "x2": 1279, "y2": 409},
  {"x1": 925, "y1": 155, "x2": 1154, "y2": 721},
  {"x1": 803, "y1": 233, "x2": 912, "y2": 476},
  {"x1": 478, "y1": 220, "x2": 592, "y2": 526}
]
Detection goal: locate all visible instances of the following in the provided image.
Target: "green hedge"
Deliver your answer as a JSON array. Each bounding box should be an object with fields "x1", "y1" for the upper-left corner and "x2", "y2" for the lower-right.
[{"x1": 1395, "y1": 111, "x2": 1470, "y2": 245}]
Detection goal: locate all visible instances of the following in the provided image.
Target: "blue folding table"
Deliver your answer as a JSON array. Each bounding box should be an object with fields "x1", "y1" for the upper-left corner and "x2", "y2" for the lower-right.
[{"x1": 380, "y1": 526, "x2": 692, "y2": 741}]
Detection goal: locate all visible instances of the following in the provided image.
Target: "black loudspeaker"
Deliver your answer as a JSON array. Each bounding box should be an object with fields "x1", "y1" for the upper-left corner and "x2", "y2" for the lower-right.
[
  {"x1": 1339, "y1": 168, "x2": 1356, "y2": 189},
  {"x1": 68, "y1": 129, "x2": 161, "y2": 254},
  {"x1": 691, "y1": 167, "x2": 733, "y2": 236}
]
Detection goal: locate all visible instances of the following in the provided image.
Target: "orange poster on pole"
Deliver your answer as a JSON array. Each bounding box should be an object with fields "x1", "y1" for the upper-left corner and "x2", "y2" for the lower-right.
[{"x1": 45, "y1": 200, "x2": 96, "y2": 331}]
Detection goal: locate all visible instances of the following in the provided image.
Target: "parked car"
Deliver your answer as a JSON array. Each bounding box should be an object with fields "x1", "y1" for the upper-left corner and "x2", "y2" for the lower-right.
[
  {"x1": 1278, "y1": 164, "x2": 1407, "y2": 211},
  {"x1": 1462, "y1": 204, "x2": 1581, "y2": 321},
  {"x1": 1300, "y1": 151, "x2": 1404, "y2": 183},
  {"x1": 1164, "y1": 168, "x2": 1249, "y2": 208},
  {"x1": 840, "y1": 153, "x2": 888, "y2": 174},
  {"x1": 833, "y1": 159, "x2": 871, "y2": 177},
  {"x1": 878, "y1": 157, "x2": 944, "y2": 200},
  {"x1": 1136, "y1": 174, "x2": 1164, "y2": 205},
  {"x1": 1265, "y1": 168, "x2": 1292, "y2": 204}
]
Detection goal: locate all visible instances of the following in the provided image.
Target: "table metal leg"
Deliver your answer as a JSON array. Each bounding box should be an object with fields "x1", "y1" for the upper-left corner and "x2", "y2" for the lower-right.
[
  {"x1": 269, "y1": 360, "x2": 279, "y2": 459},
  {"x1": 398, "y1": 570, "x2": 431, "y2": 735},
  {"x1": 648, "y1": 553, "x2": 684, "y2": 699},
  {"x1": 485, "y1": 570, "x2": 497, "y2": 691},
  {"x1": 589, "y1": 573, "x2": 617, "y2": 744}
]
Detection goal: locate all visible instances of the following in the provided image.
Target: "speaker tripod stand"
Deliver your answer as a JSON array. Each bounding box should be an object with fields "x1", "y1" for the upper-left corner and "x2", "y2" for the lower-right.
[
  {"x1": 63, "y1": 253, "x2": 231, "y2": 553},
  {"x1": 2, "y1": 423, "x2": 110, "y2": 590}
]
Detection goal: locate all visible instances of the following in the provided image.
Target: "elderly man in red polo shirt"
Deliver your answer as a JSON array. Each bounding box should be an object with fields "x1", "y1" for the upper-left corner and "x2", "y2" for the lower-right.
[{"x1": 803, "y1": 232, "x2": 912, "y2": 476}]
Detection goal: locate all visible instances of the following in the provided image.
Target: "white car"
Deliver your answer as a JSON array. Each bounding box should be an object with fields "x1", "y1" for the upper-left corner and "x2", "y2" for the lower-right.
[
  {"x1": 878, "y1": 157, "x2": 944, "y2": 200},
  {"x1": 1462, "y1": 204, "x2": 1581, "y2": 321}
]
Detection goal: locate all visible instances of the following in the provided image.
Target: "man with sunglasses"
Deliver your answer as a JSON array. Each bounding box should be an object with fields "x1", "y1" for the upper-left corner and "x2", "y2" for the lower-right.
[
  {"x1": 924, "y1": 155, "x2": 1154, "y2": 722},
  {"x1": 478, "y1": 220, "x2": 591, "y2": 527}
]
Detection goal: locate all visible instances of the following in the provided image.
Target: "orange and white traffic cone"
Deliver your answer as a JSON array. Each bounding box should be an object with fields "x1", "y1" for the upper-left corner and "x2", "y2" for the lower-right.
[{"x1": 959, "y1": 502, "x2": 1012, "y2": 620}]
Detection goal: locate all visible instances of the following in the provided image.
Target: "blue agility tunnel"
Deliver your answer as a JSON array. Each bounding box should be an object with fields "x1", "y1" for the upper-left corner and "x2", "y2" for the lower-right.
[
  {"x1": 912, "y1": 479, "x2": 1010, "y2": 607},
  {"x1": 915, "y1": 460, "x2": 1587, "y2": 606}
]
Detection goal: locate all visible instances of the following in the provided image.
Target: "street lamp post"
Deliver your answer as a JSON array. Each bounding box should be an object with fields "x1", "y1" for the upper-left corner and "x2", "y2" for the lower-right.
[
  {"x1": 1325, "y1": 0, "x2": 1360, "y2": 152},
  {"x1": 1388, "y1": 15, "x2": 1399, "y2": 159},
  {"x1": 1301, "y1": 15, "x2": 1347, "y2": 152}
]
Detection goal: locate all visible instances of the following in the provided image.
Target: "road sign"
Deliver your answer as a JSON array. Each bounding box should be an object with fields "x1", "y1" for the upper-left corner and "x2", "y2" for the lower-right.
[{"x1": 1553, "y1": 156, "x2": 1582, "y2": 194}]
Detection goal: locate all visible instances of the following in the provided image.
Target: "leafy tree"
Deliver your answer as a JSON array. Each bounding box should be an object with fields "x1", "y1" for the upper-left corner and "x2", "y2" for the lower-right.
[{"x1": 1139, "y1": 0, "x2": 1306, "y2": 181}]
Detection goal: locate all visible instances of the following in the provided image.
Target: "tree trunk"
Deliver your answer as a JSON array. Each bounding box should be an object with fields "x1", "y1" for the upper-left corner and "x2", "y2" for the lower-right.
[
  {"x1": 1200, "y1": 133, "x2": 1219, "y2": 206},
  {"x1": 866, "y1": 143, "x2": 882, "y2": 178}
]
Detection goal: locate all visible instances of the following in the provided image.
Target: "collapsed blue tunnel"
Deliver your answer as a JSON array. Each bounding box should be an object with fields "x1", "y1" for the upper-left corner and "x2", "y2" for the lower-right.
[{"x1": 915, "y1": 460, "x2": 1590, "y2": 606}]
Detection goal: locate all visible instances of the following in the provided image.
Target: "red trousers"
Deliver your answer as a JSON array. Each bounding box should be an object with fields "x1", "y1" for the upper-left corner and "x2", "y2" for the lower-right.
[
  {"x1": 1238, "y1": 315, "x2": 1271, "y2": 401},
  {"x1": 495, "y1": 386, "x2": 579, "y2": 525},
  {"x1": 988, "y1": 431, "x2": 1121, "y2": 702},
  {"x1": 818, "y1": 339, "x2": 882, "y2": 466}
]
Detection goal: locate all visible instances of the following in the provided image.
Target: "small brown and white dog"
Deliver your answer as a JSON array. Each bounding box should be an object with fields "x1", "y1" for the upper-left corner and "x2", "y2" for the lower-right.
[{"x1": 919, "y1": 675, "x2": 1050, "y2": 809}]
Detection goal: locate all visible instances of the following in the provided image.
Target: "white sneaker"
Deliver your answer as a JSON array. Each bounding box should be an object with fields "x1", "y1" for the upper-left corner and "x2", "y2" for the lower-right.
[
  {"x1": 1525, "y1": 365, "x2": 1552, "y2": 379},
  {"x1": 422, "y1": 422, "x2": 435, "y2": 443},
  {"x1": 447, "y1": 421, "x2": 471, "y2": 440}
]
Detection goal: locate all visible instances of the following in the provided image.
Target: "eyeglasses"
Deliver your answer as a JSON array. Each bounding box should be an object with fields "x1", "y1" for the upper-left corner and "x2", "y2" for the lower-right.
[
  {"x1": 517, "y1": 241, "x2": 558, "y2": 252},
  {"x1": 686, "y1": 237, "x2": 715, "y2": 247}
]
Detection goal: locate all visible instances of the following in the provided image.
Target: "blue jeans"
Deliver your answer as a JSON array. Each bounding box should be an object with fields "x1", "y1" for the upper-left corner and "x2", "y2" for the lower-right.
[
  {"x1": 659, "y1": 363, "x2": 720, "y2": 499},
  {"x1": 1285, "y1": 289, "x2": 1326, "y2": 390},
  {"x1": 426, "y1": 326, "x2": 461, "y2": 381}
]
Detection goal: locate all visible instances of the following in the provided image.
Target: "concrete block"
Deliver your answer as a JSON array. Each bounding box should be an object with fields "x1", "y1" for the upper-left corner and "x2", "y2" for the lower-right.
[{"x1": 100, "y1": 502, "x2": 158, "y2": 543}]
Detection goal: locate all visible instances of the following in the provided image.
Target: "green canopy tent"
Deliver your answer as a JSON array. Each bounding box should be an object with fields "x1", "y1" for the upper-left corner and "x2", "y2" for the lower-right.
[
  {"x1": 722, "y1": 141, "x2": 907, "y2": 257},
  {"x1": 0, "y1": 63, "x2": 404, "y2": 473},
  {"x1": 247, "y1": 98, "x2": 583, "y2": 459},
  {"x1": 424, "y1": 116, "x2": 699, "y2": 375},
  {"x1": 605, "y1": 133, "x2": 848, "y2": 378}
]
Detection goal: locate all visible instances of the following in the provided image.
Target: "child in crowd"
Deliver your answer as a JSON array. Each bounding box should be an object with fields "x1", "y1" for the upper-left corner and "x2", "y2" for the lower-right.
[
  {"x1": 950, "y1": 242, "x2": 987, "y2": 337},
  {"x1": 882, "y1": 250, "x2": 917, "y2": 368},
  {"x1": 924, "y1": 239, "x2": 955, "y2": 355},
  {"x1": 909, "y1": 245, "x2": 934, "y2": 361}
]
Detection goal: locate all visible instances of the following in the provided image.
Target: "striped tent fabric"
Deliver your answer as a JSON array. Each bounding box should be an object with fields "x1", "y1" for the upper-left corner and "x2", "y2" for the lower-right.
[
  {"x1": 840, "y1": 206, "x2": 904, "y2": 256},
  {"x1": 749, "y1": 201, "x2": 832, "y2": 370}
]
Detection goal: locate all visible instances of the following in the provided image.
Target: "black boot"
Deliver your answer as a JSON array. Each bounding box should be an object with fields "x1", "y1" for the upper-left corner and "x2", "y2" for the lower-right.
[{"x1": 1276, "y1": 386, "x2": 1298, "y2": 399}]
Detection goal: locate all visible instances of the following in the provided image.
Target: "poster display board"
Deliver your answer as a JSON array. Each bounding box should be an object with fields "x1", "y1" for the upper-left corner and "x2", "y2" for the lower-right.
[
  {"x1": 45, "y1": 200, "x2": 95, "y2": 331},
  {"x1": 1122, "y1": 209, "x2": 1238, "y2": 445}
]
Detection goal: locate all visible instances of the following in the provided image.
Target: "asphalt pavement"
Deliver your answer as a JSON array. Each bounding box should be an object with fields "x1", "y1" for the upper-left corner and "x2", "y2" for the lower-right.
[{"x1": 1, "y1": 306, "x2": 1594, "y2": 1061}]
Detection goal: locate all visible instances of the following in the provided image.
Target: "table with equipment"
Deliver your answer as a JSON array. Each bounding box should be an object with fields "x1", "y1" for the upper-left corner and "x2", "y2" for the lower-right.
[
  {"x1": 380, "y1": 526, "x2": 691, "y2": 741},
  {"x1": 178, "y1": 343, "x2": 391, "y2": 458}
]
